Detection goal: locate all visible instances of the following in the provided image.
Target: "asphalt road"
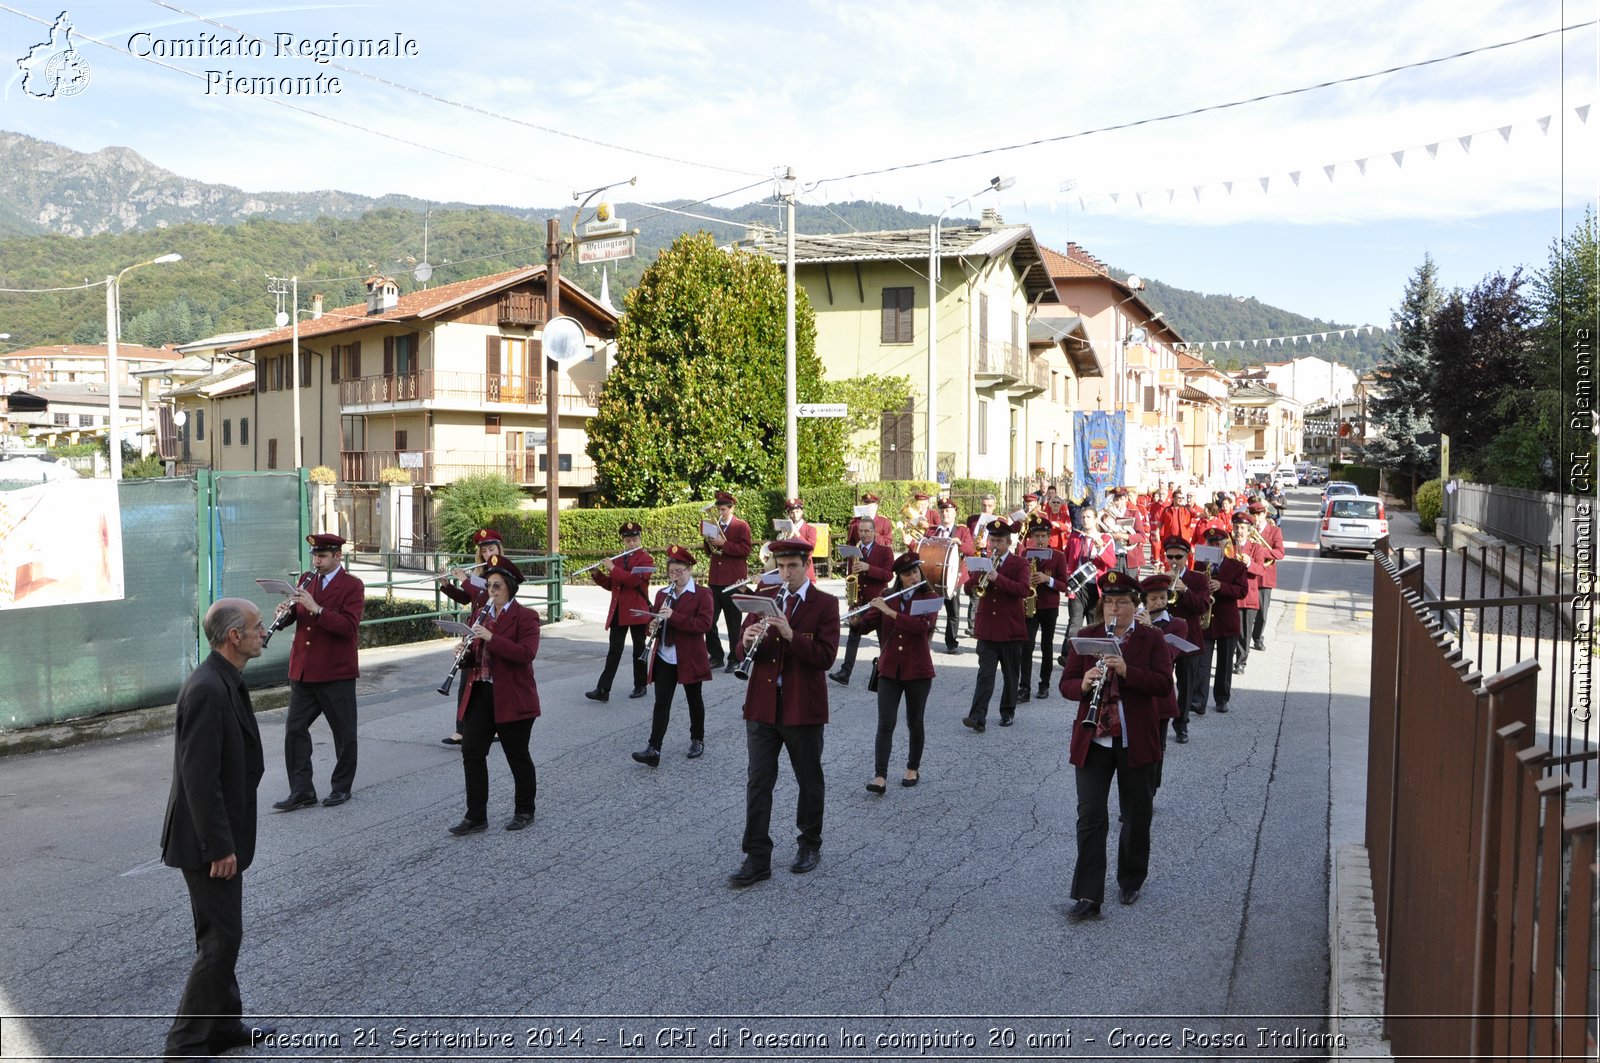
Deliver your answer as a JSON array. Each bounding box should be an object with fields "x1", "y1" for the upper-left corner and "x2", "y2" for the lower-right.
[{"x1": 0, "y1": 488, "x2": 1383, "y2": 1062}]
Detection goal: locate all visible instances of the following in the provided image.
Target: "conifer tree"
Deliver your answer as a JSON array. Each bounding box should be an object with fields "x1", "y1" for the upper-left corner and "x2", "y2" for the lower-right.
[{"x1": 1364, "y1": 255, "x2": 1441, "y2": 500}]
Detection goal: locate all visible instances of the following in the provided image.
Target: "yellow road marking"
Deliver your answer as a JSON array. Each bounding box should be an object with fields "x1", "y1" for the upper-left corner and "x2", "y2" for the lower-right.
[{"x1": 1293, "y1": 591, "x2": 1369, "y2": 637}]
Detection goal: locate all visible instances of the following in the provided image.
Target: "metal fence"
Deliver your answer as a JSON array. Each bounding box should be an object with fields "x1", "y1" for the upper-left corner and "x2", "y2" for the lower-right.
[
  {"x1": 1452, "y1": 480, "x2": 1587, "y2": 551},
  {"x1": 1366, "y1": 540, "x2": 1597, "y2": 1057}
]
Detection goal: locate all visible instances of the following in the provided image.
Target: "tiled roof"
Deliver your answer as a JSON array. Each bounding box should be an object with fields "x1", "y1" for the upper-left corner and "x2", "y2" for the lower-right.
[
  {"x1": 1039, "y1": 243, "x2": 1106, "y2": 280},
  {"x1": 1178, "y1": 384, "x2": 1221, "y2": 404},
  {"x1": 0, "y1": 343, "x2": 177, "y2": 362}
]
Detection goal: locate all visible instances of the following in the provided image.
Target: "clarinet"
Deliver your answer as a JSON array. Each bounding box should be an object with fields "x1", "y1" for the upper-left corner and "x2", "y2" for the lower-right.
[
  {"x1": 1080, "y1": 616, "x2": 1122, "y2": 731},
  {"x1": 437, "y1": 603, "x2": 491, "y2": 696},
  {"x1": 262, "y1": 571, "x2": 314, "y2": 648},
  {"x1": 637, "y1": 586, "x2": 679, "y2": 663}
]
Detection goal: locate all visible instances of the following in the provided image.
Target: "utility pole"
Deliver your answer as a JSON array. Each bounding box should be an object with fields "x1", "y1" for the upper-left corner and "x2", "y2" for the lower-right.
[
  {"x1": 783, "y1": 168, "x2": 798, "y2": 500},
  {"x1": 546, "y1": 217, "x2": 562, "y2": 556}
]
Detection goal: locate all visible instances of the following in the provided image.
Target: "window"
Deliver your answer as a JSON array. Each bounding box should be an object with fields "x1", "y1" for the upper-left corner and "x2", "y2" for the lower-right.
[
  {"x1": 223, "y1": 419, "x2": 232, "y2": 446},
  {"x1": 1331, "y1": 499, "x2": 1380, "y2": 520},
  {"x1": 977, "y1": 400, "x2": 989, "y2": 455},
  {"x1": 300, "y1": 352, "x2": 312, "y2": 389},
  {"x1": 537, "y1": 453, "x2": 574, "y2": 473},
  {"x1": 385, "y1": 333, "x2": 416, "y2": 377},
  {"x1": 330, "y1": 345, "x2": 341, "y2": 383},
  {"x1": 394, "y1": 429, "x2": 408, "y2": 450},
  {"x1": 880, "y1": 287, "x2": 914, "y2": 344},
  {"x1": 1143, "y1": 386, "x2": 1157, "y2": 412},
  {"x1": 1254, "y1": 429, "x2": 1265, "y2": 451},
  {"x1": 267, "y1": 438, "x2": 278, "y2": 470},
  {"x1": 79, "y1": 414, "x2": 93, "y2": 427},
  {"x1": 53, "y1": 413, "x2": 69, "y2": 426},
  {"x1": 341, "y1": 415, "x2": 365, "y2": 451},
  {"x1": 484, "y1": 414, "x2": 501, "y2": 434},
  {"x1": 240, "y1": 418, "x2": 250, "y2": 446},
  {"x1": 195, "y1": 409, "x2": 205, "y2": 440}
]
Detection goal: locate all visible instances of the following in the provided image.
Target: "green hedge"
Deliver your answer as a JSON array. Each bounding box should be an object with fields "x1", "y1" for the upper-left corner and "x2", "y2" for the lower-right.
[
  {"x1": 1329, "y1": 463, "x2": 1381, "y2": 496},
  {"x1": 1415, "y1": 478, "x2": 1444, "y2": 534},
  {"x1": 359, "y1": 597, "x2": 448, "y2": 648}
]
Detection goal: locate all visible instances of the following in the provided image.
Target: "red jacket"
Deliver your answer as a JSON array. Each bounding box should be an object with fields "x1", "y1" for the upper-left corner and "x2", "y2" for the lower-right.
[
  {"x1": 455, "y1": 599, "x2": 541, "y2": 724},
  {"x1": 848, "y1": 541, "x2": 895, "y2": 603},
  {"x1": 964, "y1": 550, "x2": 1030, "y2": 641},
  {"x1": 288, "y1": 567, "x2": 364, "y2": 682},
  {"x1": 845, "y1": 514, "x2": 894, "y2": 550},
  {"x1": 1062, "y1": 621, "x2": 1172, "y2": 768},
  {"x1": 592, "y1": 549, "x2": 654, "y2": 629},
  {"x1": 1025, "y1": 546, "x2": 1073, "y2": 611},
  {"x1": 1168, "y1": 566, "x2": 1213, "y2": 650},
  {"x1": 1253, "y1": 522, "x2": 1286, "y2": 588},
  {"x1": 859, "y1": 588, "x2": 938, "y2": 681},
  {"x1": 737, "y1": 583, "x2": 840, "y2": 726},
  {"x1": 1158, "y1": 504, "x2": 1204, "y2": 544},
  {"x1": 648, "y1": 582, "x2": 714, "y2": 685},
  {"x1": 1200, "y1": 555, "x2": 1251, "y2": 640},
  {"x1": 706, "y1": 517, "x2": 753, "y2": 586},
  {"x1": 1147, "y1": 612, "x2": 1193, "y2": 720},
  {"x1": 789, "y1": 521, "x2": 819, "y2": 584},
  {"x1": 1236, "y1": 544, "x2": 1269, "y2": 610},
  {"x1": 440, "y1": 573, "x2": 489, "y2": 611}
]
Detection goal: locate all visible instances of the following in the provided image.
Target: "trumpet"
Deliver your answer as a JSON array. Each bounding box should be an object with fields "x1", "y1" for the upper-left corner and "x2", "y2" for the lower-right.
[
  {"x1": 262, "y1": 571, "x2": 313, "y2": 648},
  {"x1": 841, "y1": 579, "x2": 927, "y2": 621},
  {"x1": 437, "y1": 603, "x2": 490, "y2": 696},
  {"x1": 1081, "y1": 616, "x2": 1123, "y2": 731},
  {"x1": 572, "y1": 546, "x2": 641, "y2": 577},
  {"x1": 973, "y1": 550, "x2": 1002, "y2": 598},
  {"x1": 733, "y1": 616, "x2": 775, "y2": 682}
]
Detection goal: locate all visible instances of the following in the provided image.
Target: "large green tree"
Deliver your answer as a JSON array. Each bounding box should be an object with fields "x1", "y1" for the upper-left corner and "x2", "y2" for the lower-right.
[
  {"x1": 587, "y1": 232, "x2": 838, "y2": 505},
  {"x1": 1428, "y1": 270, "x2": 1535, "y2": 477},
  {"x1": 1364, "y1": 255, "x2": 1441, "y2": 500},
  {"x1": 1526, "y1": 209, "x2": 1598, "y2": 490}
]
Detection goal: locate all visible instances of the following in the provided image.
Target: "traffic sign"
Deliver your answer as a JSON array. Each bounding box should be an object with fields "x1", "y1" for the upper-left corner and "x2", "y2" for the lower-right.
[
  {"x1": 577, "y1": 235, "x2": 635, "y2": 264},
  {"x1": 797, "y1": 403, "x2": 848, "y2": 418}
]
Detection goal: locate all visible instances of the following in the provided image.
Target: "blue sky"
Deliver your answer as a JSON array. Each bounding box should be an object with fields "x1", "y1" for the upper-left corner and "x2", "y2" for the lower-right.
[{"x1": 1, "y1": 0, "x2": 1594, "y2": 332}]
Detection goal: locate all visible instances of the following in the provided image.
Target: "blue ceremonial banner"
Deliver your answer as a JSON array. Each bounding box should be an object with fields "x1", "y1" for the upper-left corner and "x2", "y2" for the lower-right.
[{"x1": 1073, "y1": 411, "x2": 1125, "y2": 508}]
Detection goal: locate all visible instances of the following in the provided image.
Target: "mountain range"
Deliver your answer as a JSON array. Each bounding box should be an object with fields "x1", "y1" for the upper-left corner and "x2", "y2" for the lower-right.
[{"x1": 0, "y1": 130, "x2": 1387, "y2": 370}]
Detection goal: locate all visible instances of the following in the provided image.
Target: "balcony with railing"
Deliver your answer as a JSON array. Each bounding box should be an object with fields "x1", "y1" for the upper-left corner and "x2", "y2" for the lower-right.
[
  {"x1": 1009, "y1": 357, "x2": 1049, "y2": 398},
  {"x1": 1232, "y1": 408, "x2": 1272, "y2": 427},
  {"x1": 975, "y1": 340, "x2": 1025, "y2": 385},
  {"x1": 340, "y1": 448, "x2": 598, "y2": 488},
  {"x1": 338, "y1": 370, "x2": 603, "y2": 413},
  {"x1": 498, "y1": 292, "x2": 548, "y2": 328}
]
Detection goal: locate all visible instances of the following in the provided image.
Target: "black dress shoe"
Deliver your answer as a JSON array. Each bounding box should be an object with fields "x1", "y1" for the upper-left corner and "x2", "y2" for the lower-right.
[
  {"x1": 790, "y1": 848, "x2": 820, "y2": 874},
  {"x1": 998, "y1": 713, "x2": 1015, "y2": 727},
  {"x1": 210, "y1": 1023, "x2": 276, "y2": 1051},
  {"x1": 1066, "y1": 899, "x2": 1102, "y2": 921},
  {"x1": 628, "y1": 687, "x2": 648, "y2": 699},
  {"x1": 727, "y1": 859, "x2": 771, "y2": 889},
  {"x1": 1036, "y1": 682, "x2": 1049, "y2": 699},
  {"x1": 1233, "y1": 663, "x2": 1245, "y2": 674},
  {"x1": 584, "y1": 688, "x2": 609, "y2": 702},
  {"x1": 321, "y1": 790, "x2": 350, "y2": 807},
  {"x1": 828, "y1": 670, "x2": 850, "y2": 685},
  {"x1": 441, "y1": 734, "x2": 462, "y2": 745},
  {"x1": 961, "y1": 715, "x2": 986, "y2": 734},
  {"x1": 631, "y1": 746, "x2": 661, "y2": 767},
  {"x1": 901, "y1": 773, "x2": 919, "y2": 787},
  {"x1": 686, "y1": 740, "x2": 704, "y2": 759},
  {"x1": 723, "y1": 660, "x2": 737, "y2": 674},
  {"x1": 944, "y1": 643, "x2": 961, "y2": 655},
  {"x1": 866, "y1": 780, "x2": 886, "y2": 795},
  {"x1": 271, "y1": 792, "x2": 317, "y2": 812},
  {"x1": 1215, "y1": 702, "x2": 1230, "y2": 713},
  {"x1": 1016, "y1": 689, "x2": 1031, "y2": 703},
  {"x1": 707, "y1": 656, "x2": 726, "y2": 670},
  {"x1": 1191, "y1": 705, "x2": 1206, "y2": 716},
  {"x1": 447, "y1": 818, "x2": 487, "y2": 836},
  {"x1": 1175, "y1": 730, "x2": 1190, "y2": 744},
  {"x1": 505, "y1": 812, "x2": 535, "y2": 831},
  {"x1": 1253, "y1": 638, "x2": 1266, "y2": 651}
]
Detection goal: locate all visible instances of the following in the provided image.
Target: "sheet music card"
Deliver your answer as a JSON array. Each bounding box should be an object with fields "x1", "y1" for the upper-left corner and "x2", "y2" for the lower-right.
[
  {"x1": 1164, "y1": 633, "x2": 1200, "y2": 654},
  {"x1": 1026, "y1": 548, "x2": 1053, "y2": 561},
  {"x1": 433, "y1": 619, "x2": 474, "y2": 637},
  {"x1": 254, "y1": 578, "x2": 298, "y2": 596},
  {"x1": 1194, "y1": 545, "x2": 1225, "y2": 565},
  {"x1": 1070, "y1": 637, "x2": 1122, "y2": 658},
  {"x1": 772, "y1": 519, "x2": 794, "y2": 534},
  {"x1": 701, "y1": 520, "x2": 722, "y2": 538},
  {"x1": 964, "y1": 556, "x2": 995, "y2": 574},
  {"x1": 909, "y1": 596, "x2": 944, "y2": 616},
  {"x1": 837, "y1": 544, "x2": 862, "y2": 560},
  {"x1": 730, "y1": 594, "x2": 781, "y2": 617}
]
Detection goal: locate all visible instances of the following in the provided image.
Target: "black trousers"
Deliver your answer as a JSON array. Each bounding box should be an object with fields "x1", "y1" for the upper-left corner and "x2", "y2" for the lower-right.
[
  {"x1": 1173, "y1": 654, "x2": 1196, "y2": 734},
  {"x1": 284, "y1": 678, "x2": 357, "y2": 796},
  {"x1": 969, "y1": 638, "x2": 1024, "y2": 721},
  {"x1": 1060, "y1": 587, "x2": 1099, "y2": 657},
  {"x1": 596, "y1": 623, "x2": 647, "y2": 693},
  {"x1": 874, "y1": 676, "x2": 931, "y2": 777},
  {"x1": 1236, "y1": 610, "x2": 1256, "y2": 668},
  {"x1": 1193, "y1": 635, "x2": 1235, "y2": 710},
  {"x1": 945, "y1": 595, "x2": 962, "y2": 649},
  {"x1": 742, "y1": 704, "x2": 824, "y2": 867},
  {"x1": 1070, "y1": 738, "x2": 1155, "y2": 905},
  {"x1": 166, "y1": 868, "x2": 245, "y2": 1056},
  {"x1": 1025, "y1": 607, "x2": 1060, "y2": 688},
  {"x1": 838, "y1": 623, "x2": 877, "y2": 676},
  {"x1": 707, "y1": 584, "x2": 742, "y2": 663},
  {"x1": 647, "y1": 659, "x2": 705, "y2": 748},
  {"x1": 1252, "y1": 588, "x2": 1273, "y2": 643},
  {"x1": 460, "y1": 682, "x2": 536, "y2": 820}
]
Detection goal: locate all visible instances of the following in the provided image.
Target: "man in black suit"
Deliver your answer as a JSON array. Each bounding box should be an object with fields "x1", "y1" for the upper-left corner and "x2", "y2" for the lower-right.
[{"x1": 161, "y1": 598, "x2": 273, "y2": 1060}]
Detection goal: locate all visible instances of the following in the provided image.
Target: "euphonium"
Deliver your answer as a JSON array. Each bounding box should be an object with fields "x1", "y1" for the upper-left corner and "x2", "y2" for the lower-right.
[{"x1": 1023, "y1": 558, "x2": 1038, "y2": 619}]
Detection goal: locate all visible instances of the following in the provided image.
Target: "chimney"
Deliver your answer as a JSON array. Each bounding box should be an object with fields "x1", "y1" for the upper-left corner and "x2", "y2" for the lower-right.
[
  {"x1": 365, "y1": 276, "x2": 398, "y2": 315},
  {"x1": 979, "y1": 207, "x2": 1003, "y2": 228},
  {"x1": 311, "y1": 293, "x2": 324, "y2": 320}
]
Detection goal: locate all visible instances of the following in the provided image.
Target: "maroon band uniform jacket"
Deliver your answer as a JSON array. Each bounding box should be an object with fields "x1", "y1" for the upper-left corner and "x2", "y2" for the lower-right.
[
  {"x1": 1254, "y1": 522, "x2": 1286, "y2": 589},
  {"x1": 964, "y1": 551, "x2": 1031, "y2": 642},
  {"x1": 288, "y1": 567, "x2": 364, "y2": 682},
  {"x1": 1200, "y1": 556, "x2": 1251, "y2": 640},
  {"x1": 1147, "y1": 612, "x2": 1193, "y2": 720},
  {"x1": 455, "y1": 599, "x2": 541, "y2": 724},
  {"x1": 706, "y1": 518, "x2": 753, "y2": 586},
  {"x1": 849, "y1": 541, "x2": 895, "y2": 603},
  {"x1": 737, "y1": 584, "x2": 840, "y2": 726},
  {"x1": 648, "y1": 582, "x2": 715, "y2": 685},
  {"x1": 1025, "y1": 547, "x2": 1073, "y2": 611},
  {"x1": 1061, "y1": 621, "x2": 1173, "y2": 768},
  {"x1": 592, "y1": 549, "x2": 654, "y2": 629},
  {"x1": 858, "y1": 589, "x2": 938, "y2": 681}
]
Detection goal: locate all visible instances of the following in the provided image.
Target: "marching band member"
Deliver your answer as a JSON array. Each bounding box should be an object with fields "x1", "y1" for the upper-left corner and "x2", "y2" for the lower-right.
[
  {"x1": 858, "y1": 552, "x2": 940, "y2": 793},
  {"x1": 448, "y1": 555, "x2": 541, "y2": 835},
  {"x1": 962, "y1": 493, "x2": 998, "y2": 643},
  {"x1": 1021, "y1": 516, "x2": 1072, "y2": 703},
  {"x1": 927, "y1": 497, "x2": 976, "y2": 655},
  {"x1": 846, "y1": 492, "x2": 895, "y2": 549},
  {"x1": 1230, "y1": 513, "x2": 1267, "y2": 675},
  {"x1": 961, "y1": 518, "x2": 1030, "y2": 733},
  {"x1": 1194, "y1": 527, "x2": 1250, "y2": 715},
  {"x1": 728, "y1": 539, "x2": 840, "y2": 888},
  {"x1": 830, "y1": 515, "x2": 894, "y2": 685},
  {"x1": 1059, "y1": 570, "x2": 1173, "y2": 921},
  {"x1": 704, "y1": 490, "x2": 753, "y2": 673},
  {"x1": 1161, "y1": 538, "x2": 1213, "y2": 738},
  {"x1": 632, "y1": 545, "x2": 715, "y2": 766},
  {"x1": 1138, "y1": 573, "x2": 1195, "y2": 788},
  {"x1": 1248, "y1": 500, "x2": 1285, "y2": 651},
  {"x1": 272, "y1": 533, "x2": 364, "y2": 813},
  {"x1": 585, "y1": 522, "x2": 652, "y2": 703},
  {"x1": 780, "y1": 497, "x2": 818, "y2": 583},
  {"x1": 438, "y1": 527, "x2": 499, "y2": 745}
]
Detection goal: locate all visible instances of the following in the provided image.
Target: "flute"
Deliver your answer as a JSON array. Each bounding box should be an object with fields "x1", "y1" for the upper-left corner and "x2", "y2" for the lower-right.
[
  {"x1": 841, "y1": 579, "x2": 927, "y2": 621},
  {"x1": 572, "y1": 547, "x2": 641, "y2": 577}
]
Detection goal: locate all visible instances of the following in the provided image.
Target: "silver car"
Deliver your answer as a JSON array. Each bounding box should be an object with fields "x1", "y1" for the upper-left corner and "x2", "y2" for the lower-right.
[{"x1": 1317, "y1": 494, "x2": 1388, "y2": 556}]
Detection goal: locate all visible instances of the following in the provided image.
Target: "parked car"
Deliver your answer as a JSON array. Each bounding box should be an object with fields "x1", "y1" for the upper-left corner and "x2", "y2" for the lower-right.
[
  {"x1": 1310, "y1": 465, "x2": 1329, "y2": 484},
  {"x1": 1317, "y1": 494, "x2": 1388, "y2": 556},
  {"x1": 1273, "y1": 465, "x2": 1299, "y2": 489},
  {"x1": 1322, "y1": 480, "x2": 1360, "y2": 501}
]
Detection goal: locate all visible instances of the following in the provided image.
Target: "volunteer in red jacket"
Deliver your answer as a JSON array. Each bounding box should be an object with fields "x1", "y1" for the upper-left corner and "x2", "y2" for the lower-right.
[
  {"x1": 1247, "y1": 500, "x2": 1285, "y2": 651},
  {"x1": 830, "y1": 514, "x2": 894, "y2": 685},
  {"x1": 704, "y1": 490, "x2": 753, "y2": 672},
  {"x1": 1059, "y1": 570, "x2": 1174, "y2": 921},
  {"x1": 438, "y1": 527, "x2": 499, "y2": 745},
  {"x1": 961, "y1": 518, "x2": 1031, "y2": 732},
  {"x1": 585, "y1": 522, "x2": 653, "y2": 703},
  {"x1": 632, "y1": 545, "x2": 715, "y2": 766},
  {"x1": 727, "y1": 539, "x2": 840, "y2": 888},
  {"x1": 448, "y1": 555, "x2": 541, "y2": 834},
  {"x1": 859, "y1": 552, "x2": 939, "y2": 794},
  {"x1": 1020, "y1": 515, "x2": 1072, "y2": 703},
  {"x1": 1139, "y1": 572, "x2": 1194, "y2": 791},
  {"x1": 273, "y1": 533, "x2": 364, "y2": 812}
]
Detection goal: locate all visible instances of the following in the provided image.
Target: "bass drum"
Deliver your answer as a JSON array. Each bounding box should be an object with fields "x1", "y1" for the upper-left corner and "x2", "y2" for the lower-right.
[{"x1": 916, "y1": 538, "x2": 962, "y2": 599}]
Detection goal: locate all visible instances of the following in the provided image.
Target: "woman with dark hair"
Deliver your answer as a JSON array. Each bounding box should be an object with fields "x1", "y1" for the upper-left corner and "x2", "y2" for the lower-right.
[
  {"x1": 438, "y1": 528, "x2": 500, "y2": 745},
  {"x1": 858, "y1": 552, "x2": 940, "y2": 793},
  {"x1": 448, "y1": 554, "x2": 542, "y2": 836}
]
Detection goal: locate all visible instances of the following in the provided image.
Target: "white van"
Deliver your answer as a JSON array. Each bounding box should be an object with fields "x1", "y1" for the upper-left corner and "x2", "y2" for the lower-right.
[{"x1": 1272, "y1": 464, "x2": 1298, "y2": 489}]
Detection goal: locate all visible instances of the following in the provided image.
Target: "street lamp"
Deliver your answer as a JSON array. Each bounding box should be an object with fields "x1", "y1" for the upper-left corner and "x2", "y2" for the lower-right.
[
  {"x1": 927, "y1": 175, "x2": 1013, "y2": 483},
  {"x1": 106, "y1": 253, "x2": 181, "y2": 479}
]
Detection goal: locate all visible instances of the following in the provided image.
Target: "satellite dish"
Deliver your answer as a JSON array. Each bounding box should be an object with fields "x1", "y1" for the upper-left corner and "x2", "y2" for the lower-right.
[
  {"x1": 414, "y1": 261, "x2": 433, "y2": 283},
  {"x1": 173, "y1": 410, "x2": 188, "y2": 426},
  {"x1": 541, "y1": 316, "x2": 589, "y2": 368},
  {"x1": 275, "y1": 311, "x2": 290, "y2": 328}
]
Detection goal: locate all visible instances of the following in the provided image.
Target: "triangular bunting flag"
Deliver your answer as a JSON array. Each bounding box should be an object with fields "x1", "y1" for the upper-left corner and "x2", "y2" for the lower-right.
[
  {"x1": 1078, "y1": 197, "x2": 1086, "y2": 212},
  {"x1": 1291, "y1": 336, "x2": 1299, "y2": 345},
  {"x1": 1355, "y1": 158, "x2": 1368, "y2": 175},
  {"x1": 1459, "y1": 134, "x2": 1473, "y2": 153},
  {"x1": 1319, "y1": 333, "x2": 1328, "y2": 341},
  {"x1": 1193, "y1": 185, "x2": 1204, "y2": 200},
  {"x1": 1252, "y1": 339, "x2": 1259, "y2": 348},
  {"x1": 1223, "y1": 181, "x2": 1234, "y2": 195},
  {"x1": 1578, "y1": 104, "x2": 1591, "y2": 124},
  {"x1": 1167, "y1": 189, "x2": 1176, "y2": 205},
  {"x1": 1538, "y1": 115, "x2": 1551, "y2": 135},
  {"x1": 1136, "y1": 192, "x2": 1145, "y2": 209},
  {"x1": 1259, "y1": 176, "x2": 1270, "y2": 193},
  {"x1": 1391, "y1": 150, "x2": 1405, "y2": 167},
  {"x1": 1110, "y1": 192, "x2": 1120, "y2": 204},
  {"x1": 1339, "y1": 329, "x2": 1348, "y2": 338},
  {"x1": 1425, "y1": 143, "x2": 1439, "y2": 159},
  {"x1": 1289, "y1": 170, "x2": 1301, "y2": 186},
  {"x1": 1498, "y1": 125, "x2": 1512, "y2": 143}
]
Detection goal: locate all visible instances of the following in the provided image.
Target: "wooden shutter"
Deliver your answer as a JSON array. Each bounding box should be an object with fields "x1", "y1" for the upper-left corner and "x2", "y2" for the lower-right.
[
  {"x1": 979, "y1": 294, "x2": 989, "y2": 350},
  {"x1": 897, "y1": 289, "x2": 913, "y2": 342},
  {"x1": 395, "y1": 429, "x2": 408, "y2": 450},
  {"x1": 349, "y1": 341, "x2": 361, "y2": 378},
  {"x1": 267, "y1": 438, "x2": 277, "y2": 469},
  {"x1": 486, "y1": 335, "x2": 501, "y2": 376},
  {"x1": 330, "y1": 344, "x2": 341, "y2": 383},
  {"x1": 1144, "y1": 386, "x2": 1156, "y2": 412},
  {"x1": 383, "y1": 336, "x2": 395, "y2": 377},
  {"x1": 880, "y1": 290, "x2": 897, "y2": 343}
]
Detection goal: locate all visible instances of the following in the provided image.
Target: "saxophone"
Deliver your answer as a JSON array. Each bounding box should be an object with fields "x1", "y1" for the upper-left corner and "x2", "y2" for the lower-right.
[
  {"x1": 1198, "y1": 561, "x2": 1216, "y2": 629},
  {"x1": 1023, "y1": 558, "x2": 1038, "y2": 618},
  {"x1": 845, "y1": 556, "x2": 860, "y2": 609}
]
